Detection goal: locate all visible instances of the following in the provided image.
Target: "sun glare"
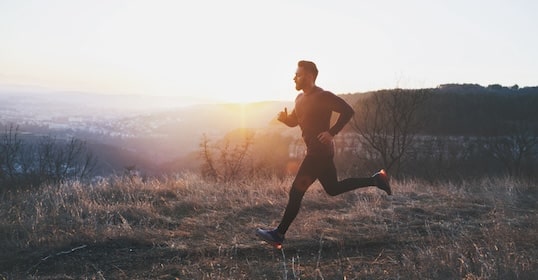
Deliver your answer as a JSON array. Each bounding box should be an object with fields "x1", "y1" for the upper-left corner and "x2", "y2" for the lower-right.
[
  {"x1": 2, "y1": 1, "x2": 535, "y2": 105},
  {"x1": 240, "y1": 103, "x2": 247, "y2": 128}
]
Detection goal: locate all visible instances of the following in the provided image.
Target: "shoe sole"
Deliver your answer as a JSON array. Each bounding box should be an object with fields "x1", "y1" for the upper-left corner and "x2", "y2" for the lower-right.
[{"x1": 255, "y1": 230, "x2": 283, "y2": 249}]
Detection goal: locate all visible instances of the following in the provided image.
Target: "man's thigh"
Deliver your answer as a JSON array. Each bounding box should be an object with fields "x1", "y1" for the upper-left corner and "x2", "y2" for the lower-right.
[{"x1": 292, "y1": 155, "x2": 335, "y2": 192}]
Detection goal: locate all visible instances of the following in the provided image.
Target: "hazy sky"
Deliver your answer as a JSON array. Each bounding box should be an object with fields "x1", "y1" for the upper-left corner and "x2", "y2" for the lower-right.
[{"x1": 1, "y1": 0, "x2": 537, "y2": 103}]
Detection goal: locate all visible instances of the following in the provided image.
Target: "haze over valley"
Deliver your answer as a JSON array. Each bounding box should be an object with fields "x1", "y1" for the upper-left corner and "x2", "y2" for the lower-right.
[
  {"x1": 1, "y1": 86, "x2": 296, "y2": 175},
  {"x1": 3, "y1": 83, "x2": 537, "y2": 177}
]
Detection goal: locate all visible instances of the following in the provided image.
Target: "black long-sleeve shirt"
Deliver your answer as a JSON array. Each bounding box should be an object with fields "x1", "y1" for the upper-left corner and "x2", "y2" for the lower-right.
[{"x1": 281, "y1": 86, "x2": 354, "y2": 156}]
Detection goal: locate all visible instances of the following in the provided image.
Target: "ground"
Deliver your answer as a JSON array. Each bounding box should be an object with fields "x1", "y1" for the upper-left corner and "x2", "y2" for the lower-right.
[{"x1": 1, "y1": 176, "x2": 537, "y2": 279}]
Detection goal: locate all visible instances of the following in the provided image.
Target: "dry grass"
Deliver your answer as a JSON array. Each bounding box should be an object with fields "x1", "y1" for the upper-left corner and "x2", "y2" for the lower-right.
[{"x1": 1, "y1": 174, "x2": 537, "y2": 279}]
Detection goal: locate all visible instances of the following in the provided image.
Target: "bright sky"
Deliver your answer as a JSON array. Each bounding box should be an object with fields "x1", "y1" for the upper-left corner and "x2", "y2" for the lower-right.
[{"x1": 1, "y1": 0, "x2": 537, "y2": 104}]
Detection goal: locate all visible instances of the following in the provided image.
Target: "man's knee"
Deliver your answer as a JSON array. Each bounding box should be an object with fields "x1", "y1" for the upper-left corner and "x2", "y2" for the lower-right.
[
  {"x1": 319, "y1": 181, "x2": 340, "y2": 196},
  {"x1": 324, "y1": 186, "x2": 339, "y2": 196},
  {"x1": 291, "y1": 176, "x2": 314, "y2": 193}
]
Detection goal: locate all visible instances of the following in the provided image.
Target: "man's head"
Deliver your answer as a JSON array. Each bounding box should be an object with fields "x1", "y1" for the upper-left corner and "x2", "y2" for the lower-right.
[{"x1": 294, "y1": 60, "x2": 318, "y2": 92}]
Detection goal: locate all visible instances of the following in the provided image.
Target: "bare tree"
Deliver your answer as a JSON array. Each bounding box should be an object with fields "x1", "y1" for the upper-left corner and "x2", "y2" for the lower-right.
[
  {"x1": 485, "y1": 121, "x2": 538, "y2": 177},
  {"x1": 32, "y1": 136, "x2": 97, "y2": 185},
  {"x1": 199, "y1": 133, "x2": 218, "y2": 180},
  {"x1": 351, "y1": 89, "x2": 430, "y2": 175},
  {"x1": 0, "y1": 124, "x2": 24, "y2": 182},
  {"x1": 199, "y1": 129, "x2": 255, "y2": 182},
  {"x1": 219, "y1": 133, "x2": 254, "y2": 182},
  {"x1": 1, "y1": 124, "x2": 97, "y2": 188},
  {"x1": 1, "y1": 124, "x2": 23, "y2": 182}
]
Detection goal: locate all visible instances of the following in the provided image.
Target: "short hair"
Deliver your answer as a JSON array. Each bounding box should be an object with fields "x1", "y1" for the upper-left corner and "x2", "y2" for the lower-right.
[{"x1": 298, "y1": 60, "x2": 318, "y2": 80}]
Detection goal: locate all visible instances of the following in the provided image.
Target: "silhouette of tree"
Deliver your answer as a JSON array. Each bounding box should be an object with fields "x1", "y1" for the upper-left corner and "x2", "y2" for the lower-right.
[
  {"x1": 485, "y1": 121, "x2": 538, "y2": 177},
  {"x1": 351, "y1": 89, "x2": 431, "y2": 175},
  {"x1": 199, "y1": 129, "x2": 254, "y2": 182},
  {"x1": 1, "y1": 123, "x2": 96, "y2": 189}
]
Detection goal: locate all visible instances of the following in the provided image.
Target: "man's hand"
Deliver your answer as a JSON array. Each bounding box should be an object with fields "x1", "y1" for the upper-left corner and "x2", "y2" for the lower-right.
[
  {"x1": 277, "y1": 107, "x2": 288, "y2": 123},
  {"x1": 317, "y1": 131, "x2": 333, "y2": 144}
]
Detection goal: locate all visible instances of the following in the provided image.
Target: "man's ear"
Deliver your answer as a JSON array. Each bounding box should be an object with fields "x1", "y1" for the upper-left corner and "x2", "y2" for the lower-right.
[{"x1": 306, "y1": 72, "x2": 315, "y2": 83}]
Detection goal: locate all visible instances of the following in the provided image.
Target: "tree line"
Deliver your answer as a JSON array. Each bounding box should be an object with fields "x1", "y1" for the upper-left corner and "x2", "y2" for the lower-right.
[
  {"x1": 347, "y1": 86, "x2": 538, "y2": 180},
  {"x1": 0, "y1": 124, "x2": 96, "y2": 190},
  {"x1": 3, "y1": 84, "x2": 537, "y2": 188},
  {"x1": 200, "y1": 85, "x2": 538, "y2": 182}
]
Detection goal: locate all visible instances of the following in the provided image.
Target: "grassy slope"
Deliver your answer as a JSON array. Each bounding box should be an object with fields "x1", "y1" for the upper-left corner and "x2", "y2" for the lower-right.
[{"x1": 1, "y1": 174, "x2": 537, "y2": 279}]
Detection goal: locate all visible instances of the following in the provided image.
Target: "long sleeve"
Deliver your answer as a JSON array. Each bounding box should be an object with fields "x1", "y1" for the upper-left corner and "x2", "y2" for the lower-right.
[
  {"x1": 291, "y1": 87, "x2": 354, "y2": 156},
  {"x1": 327, "y1": 94, "x2": 354, "y2": 136}
]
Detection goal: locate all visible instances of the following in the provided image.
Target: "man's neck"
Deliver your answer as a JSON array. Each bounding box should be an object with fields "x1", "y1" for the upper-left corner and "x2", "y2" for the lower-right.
[{"x1": 302, "y1": 84, "x2": 316, "y2": 95}]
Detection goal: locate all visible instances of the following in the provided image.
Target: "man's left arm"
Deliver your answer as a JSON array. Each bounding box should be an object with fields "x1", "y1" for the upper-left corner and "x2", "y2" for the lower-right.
[{"x1": 327, "y1": 93, "x2": 354, "y2": 136}]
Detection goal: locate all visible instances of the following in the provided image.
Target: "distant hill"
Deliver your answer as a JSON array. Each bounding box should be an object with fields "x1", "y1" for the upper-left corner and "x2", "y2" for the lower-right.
[
  {"x1": 2, "y1": 83, "x2": 537, "y2": 176},
  {"x1": 437, "y1": 83, "x2": 538, "y2": 95},
  {"x1": 351, "y1": 84, "x2": 538, "y2": 136},
  {"x1": 427, "y1": 84, "x2": 538, "y2": 135}
]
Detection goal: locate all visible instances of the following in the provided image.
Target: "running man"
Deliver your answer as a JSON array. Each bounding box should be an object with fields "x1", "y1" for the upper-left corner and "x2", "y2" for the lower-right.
[{"x1": 256, "y1": 60, "x2": 392, "y2": 247}]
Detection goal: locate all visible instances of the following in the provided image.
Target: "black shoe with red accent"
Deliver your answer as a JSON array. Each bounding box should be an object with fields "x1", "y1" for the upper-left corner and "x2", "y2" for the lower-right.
[
  {"x1": 373, "y1": 169, "x2": 392, "y2": 195},
  {"x1": 255, "y1": 228, "x2": 285, "y2": 249}
]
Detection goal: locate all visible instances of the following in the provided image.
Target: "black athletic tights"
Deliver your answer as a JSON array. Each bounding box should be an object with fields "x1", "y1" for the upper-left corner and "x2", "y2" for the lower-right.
[{"x1": 277, "y1": 154, "x2": 375, "y2": 234}]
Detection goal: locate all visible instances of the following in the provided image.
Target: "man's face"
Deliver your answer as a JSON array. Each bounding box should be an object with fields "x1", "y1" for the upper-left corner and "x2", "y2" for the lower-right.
[{"x1": 294, "y1": 66, "x2": 312, "y2": 91}]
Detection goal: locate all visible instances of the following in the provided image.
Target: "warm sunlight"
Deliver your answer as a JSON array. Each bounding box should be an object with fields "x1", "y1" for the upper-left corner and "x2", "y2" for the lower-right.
[
  {"x1": 1, "y1": 0, "x2": 537, "y2": 104},
  {"x1": 2, "y1": 2, "x2": 538, "y2": 278}
]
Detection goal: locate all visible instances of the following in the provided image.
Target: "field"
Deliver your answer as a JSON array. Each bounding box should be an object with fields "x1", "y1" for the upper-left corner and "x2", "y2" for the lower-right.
[{"x1": 1, "y1": 174, "x2": 537, "y2": 279}]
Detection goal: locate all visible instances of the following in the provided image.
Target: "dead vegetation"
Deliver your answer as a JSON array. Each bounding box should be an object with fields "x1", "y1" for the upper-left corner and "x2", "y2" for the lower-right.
[{"x1": 1, "y1": 174, "x2": 537, "y2": 279}]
